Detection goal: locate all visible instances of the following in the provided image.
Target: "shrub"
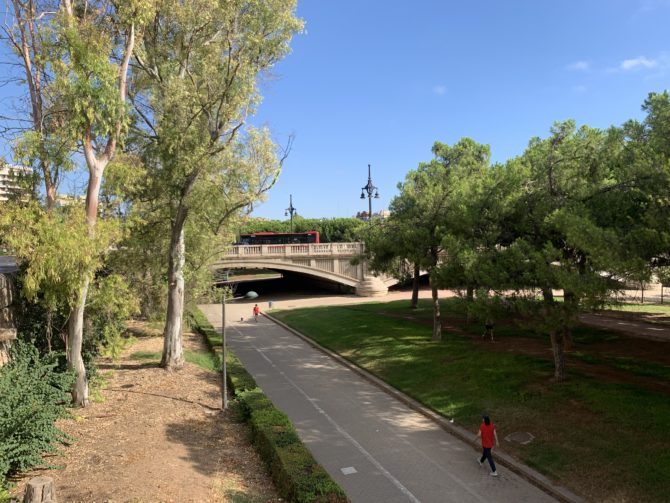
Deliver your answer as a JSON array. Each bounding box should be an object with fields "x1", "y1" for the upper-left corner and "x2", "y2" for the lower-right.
[{"x1": 0, "y1": 341, "x2": 74, "y2": 487}]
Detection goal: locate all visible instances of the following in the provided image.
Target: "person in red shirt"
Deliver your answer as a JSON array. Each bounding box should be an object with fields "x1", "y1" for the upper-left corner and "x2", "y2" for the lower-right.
[
  {"x1": 476, "y1": 415, "x2": 500, "y2": 476},
  {"x1": 252, "y1": 304, "x2": 260, "y2": 322}
]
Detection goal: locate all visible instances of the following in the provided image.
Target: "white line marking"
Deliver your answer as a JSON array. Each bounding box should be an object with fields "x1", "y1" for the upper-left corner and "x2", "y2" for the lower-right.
[
  {"x1": 230, "y1": 325, "x2": 423, "y2": 503},
  {"x1": 341, "y1": 466, "x2": 357, "y2": 475}
]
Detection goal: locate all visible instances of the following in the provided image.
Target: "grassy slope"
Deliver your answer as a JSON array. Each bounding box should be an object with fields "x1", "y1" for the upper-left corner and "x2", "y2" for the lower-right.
[{"x1": 273, "y1": 300, "x2": 670, "y2": 503}]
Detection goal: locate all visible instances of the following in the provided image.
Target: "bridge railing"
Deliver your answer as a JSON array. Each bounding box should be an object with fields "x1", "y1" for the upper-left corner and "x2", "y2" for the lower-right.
[{"x1": 223, "y1": 242, "x2": 364, "y2": 258}]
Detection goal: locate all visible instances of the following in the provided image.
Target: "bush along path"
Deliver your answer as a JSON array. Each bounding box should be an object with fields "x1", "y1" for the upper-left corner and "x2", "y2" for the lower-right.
[
  {"x1": 189, "y1": 308, "x2": 349, "y2": 503},
  {"x1": 10, "y1": 324, "x2": 279, "y2": 503}
]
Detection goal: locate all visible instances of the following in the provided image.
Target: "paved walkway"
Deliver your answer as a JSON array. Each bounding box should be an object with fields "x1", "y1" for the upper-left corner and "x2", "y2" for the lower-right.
[
  {"x1": 579, "y1": 313, "x2": 670, "y2": 342},
  {"x1": 200, "y1": 298, "x2": 565, "y2": 503}
]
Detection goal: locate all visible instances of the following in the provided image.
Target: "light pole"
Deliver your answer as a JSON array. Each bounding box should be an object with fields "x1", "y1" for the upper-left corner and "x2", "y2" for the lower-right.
[
  {"x1": 285, "y1": 194, "x2": 297, "y2": 233},
  {"x1": 221, "y1": 291, "x2": 228, "y2": 410},
  {"x1": 360, "y1": 163, "x2": 379, "y2": 222},
  {"x1": 216, "y1": 271, "x2": 236, "y2": 411}
]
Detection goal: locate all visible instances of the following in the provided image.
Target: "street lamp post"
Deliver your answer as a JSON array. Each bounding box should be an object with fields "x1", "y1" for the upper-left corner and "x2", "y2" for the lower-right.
[
  {"x1": 221, "y1": 292, "x2": 228, "y2": 410},
  {"x1": 285, "y1": 194, "x2": 297, "y2": 233},
  {"x1": 360, "y1": 163, "x2": 379, "y2": 222},
  {"x1": 216, "y1": 272, "x2": 235, "y2": 411}
]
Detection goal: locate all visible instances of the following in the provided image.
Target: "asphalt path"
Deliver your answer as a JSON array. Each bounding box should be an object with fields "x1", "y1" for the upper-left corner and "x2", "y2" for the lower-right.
[{"x1": 199, "y1": 300, "x2": 558, "y2": 503}]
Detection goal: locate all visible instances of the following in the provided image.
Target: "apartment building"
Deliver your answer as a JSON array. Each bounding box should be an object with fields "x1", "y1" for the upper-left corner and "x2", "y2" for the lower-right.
[{"x1": 0, "y1": 164, "x2": 33, "y2": 202}]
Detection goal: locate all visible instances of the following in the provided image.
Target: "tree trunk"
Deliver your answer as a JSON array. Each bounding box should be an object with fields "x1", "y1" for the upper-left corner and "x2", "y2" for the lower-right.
[
  {"x1": 562, "y1": 290, "x2": 576, "y2": 350},
  {"x1": 67, "y1": 277, "x2": 90, "y2": 407},
  {"x1": 45, "y1": 182, "x2": 57, "y2": 212},
  {"x1": 410, "y1": 263, "x2": 420, "y2": 309},
  {"x1": 430, "y1": 276, "x2": 441, "y2": 341},
  {"x1": 161, "y1": 220, "x2": 186, "y2": 370},
  {"x1": 550, "y1": 329, "x2": 566, "y2": 381},
  {"x1": 45, "y1": 308, "x2": 53, "y2": 353},
  {"x1": 23, "y1": 476, "x2": 57, "y2": 503}
]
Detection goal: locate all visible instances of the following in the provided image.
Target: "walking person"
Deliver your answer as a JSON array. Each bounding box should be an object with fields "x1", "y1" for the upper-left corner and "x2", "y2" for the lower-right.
[
  {"x1": 253, "y1": 303, "x2": 260, "y2": 322},
  {"x1": 476, "y1": 415, "x2": 500, "y2": 476}
]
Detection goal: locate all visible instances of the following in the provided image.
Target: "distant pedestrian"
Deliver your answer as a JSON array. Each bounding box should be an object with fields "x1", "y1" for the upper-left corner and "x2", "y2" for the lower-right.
[
  {"x1": 476, "y1": 415, "x2": 500, "y2": 476},
  {"x1": 483, "y1": 318, "x2": 494, "y2": 341},
  {"x1": 253, "y1": 304, "x2": 260, "y2": 322}
]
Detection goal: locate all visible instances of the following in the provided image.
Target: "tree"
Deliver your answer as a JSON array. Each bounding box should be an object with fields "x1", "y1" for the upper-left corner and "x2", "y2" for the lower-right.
[
  {"x1": 0, "y1": 201, "x2": 120, "y2": 355},
  {"x1": 239, "y1": 217, "x2": 365, "y2": 243},
  {"x1": 130, "y1": 0, "x2": 302, "y2": 369},
  {"x1": 371, "y1": 138, "x2": 491, "y2": 340},
  {"x1": 490, "y1": 119, "x2": 669, "y2": 380},
  {"x1": 1, "y1": 0, "x2": 75, "y2": 210},
  {"x1": 50, "y1": 0, "x2": 148, "y2": 405}
]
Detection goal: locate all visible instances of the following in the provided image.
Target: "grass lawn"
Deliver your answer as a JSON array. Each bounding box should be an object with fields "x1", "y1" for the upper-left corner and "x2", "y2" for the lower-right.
[
  {"x1": 605, "y1": 302, "x2": 670, "y2": 316},
  {"x1": 272, "y1": 299, "x2": 670, "y2": 503}
]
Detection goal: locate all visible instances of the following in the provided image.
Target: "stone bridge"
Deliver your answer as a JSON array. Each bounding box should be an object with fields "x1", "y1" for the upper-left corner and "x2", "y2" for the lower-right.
[{"x1": 213, "y1": 242, "x2": 397, "y2": 296}]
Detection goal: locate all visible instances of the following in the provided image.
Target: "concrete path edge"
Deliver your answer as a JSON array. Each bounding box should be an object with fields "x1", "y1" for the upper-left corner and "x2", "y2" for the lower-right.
[{"x1": 264, "y1": 312, "x2": 587, "y2": 503}]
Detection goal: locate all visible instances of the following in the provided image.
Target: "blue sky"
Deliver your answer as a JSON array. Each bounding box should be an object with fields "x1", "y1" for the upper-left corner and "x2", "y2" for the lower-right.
[
  {"x1": 2, "y1": 1, "x2": 669, "y2": 220},
  {"x1": 250, "y1": 0, "x2": 670, "y2": 219}
]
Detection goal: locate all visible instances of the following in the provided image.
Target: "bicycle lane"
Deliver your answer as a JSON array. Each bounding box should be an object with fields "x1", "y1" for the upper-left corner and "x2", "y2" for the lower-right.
[{"x1": 199, "y1": 302, "x2": 560, "y2": 503}]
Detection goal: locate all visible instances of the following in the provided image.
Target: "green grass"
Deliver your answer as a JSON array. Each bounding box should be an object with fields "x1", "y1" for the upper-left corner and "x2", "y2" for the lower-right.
[
  {"x1": 605, "y1": 302, "x2": 670, "y2": 316},
  {"x1": 573, "y1": 352, "x2": 670, "y2": 380},
  {"x1": 129, "y1": 349, "x2": 220, "y2": 372},
  {"x1": 272, "y1": 302, "x2": 670, "y2": 503}
]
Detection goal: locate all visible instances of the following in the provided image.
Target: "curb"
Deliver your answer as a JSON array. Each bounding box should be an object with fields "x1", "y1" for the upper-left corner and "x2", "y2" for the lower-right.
[{"x1": 265, "y1": 312, "x2": 586, "y2": 503}]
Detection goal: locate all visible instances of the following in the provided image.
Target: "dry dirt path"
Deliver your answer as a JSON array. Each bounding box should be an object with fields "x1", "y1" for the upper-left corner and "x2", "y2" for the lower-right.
[{"x1": 12, "y1": 329, "x2": 279, "y2": 503}]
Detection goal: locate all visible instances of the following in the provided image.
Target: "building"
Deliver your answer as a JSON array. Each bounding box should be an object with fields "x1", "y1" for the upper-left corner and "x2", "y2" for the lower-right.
[
  {"x1": 55, "y1": 194, "x2": 86, "y2": 207},
  {"x1": 355, "y1": 209, "x2": 390, "y2": 221},
  {"x1": 0, "y1": 164, "x2": 33, "y2": 202}
]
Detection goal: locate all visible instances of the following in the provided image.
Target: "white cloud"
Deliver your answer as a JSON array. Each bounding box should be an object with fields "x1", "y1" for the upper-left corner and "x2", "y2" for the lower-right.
[
  {"x1": 620, "y1": 56, "x2": 658, "y2": 71},
  {"x1": 567, "y1": 61, "x2": 590, "y2": 71},
  {"x1": 432, "y1": 85, "x2": 447, "y2": 96}
]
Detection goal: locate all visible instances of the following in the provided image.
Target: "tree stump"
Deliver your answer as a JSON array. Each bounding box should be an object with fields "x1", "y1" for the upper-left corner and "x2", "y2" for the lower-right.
[{"x1": 23, "y1": 476, "x2": 57, "y2": 503}]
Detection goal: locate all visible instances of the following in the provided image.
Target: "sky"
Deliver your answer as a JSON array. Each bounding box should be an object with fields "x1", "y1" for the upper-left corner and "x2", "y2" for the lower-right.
[
  {"x1": 248, "y1": 0, "x2": 670, "y2": 219},
  {"x1": 1, "y1": 1, "x2": 669, "y2": 220}
]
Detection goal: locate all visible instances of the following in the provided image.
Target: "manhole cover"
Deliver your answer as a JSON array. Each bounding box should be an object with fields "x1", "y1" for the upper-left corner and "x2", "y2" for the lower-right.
[{"x1": 504, "y1": 431, "x2": 535, "y2": 445}]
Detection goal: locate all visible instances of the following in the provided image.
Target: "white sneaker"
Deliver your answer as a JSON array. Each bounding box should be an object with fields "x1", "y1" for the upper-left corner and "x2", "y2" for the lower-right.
[
  {"x1": 477, "y1": 459, "x2": 483, "y2": 467},
  {"x1": 491, "y1": 471, "x2": 498, "y2": 477}
]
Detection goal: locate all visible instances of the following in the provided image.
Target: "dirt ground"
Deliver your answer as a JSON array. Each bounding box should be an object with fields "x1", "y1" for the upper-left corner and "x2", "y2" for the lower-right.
[{"x1": 11, "y1": 328, "x2": 280, "y2": 503}]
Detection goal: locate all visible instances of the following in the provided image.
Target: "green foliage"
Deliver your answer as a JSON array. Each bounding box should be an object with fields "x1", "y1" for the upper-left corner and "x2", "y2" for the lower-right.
[
  {"x1": 0, "y1": 341, "x2": 74, "y2": 487},
  {"x1": 239, "y1": 217, "x2": 365, "y2": 243},
  {"x1": 0, "y1": 485, "x2": 12, "y2": 503},
  {"x1": 188, "y1": 308, "x2": 348, "y2": 503},
  {"x1": 87, "y1": 274, "x2": 140, "y2": 361},
  {"x1": 0, "y1": 202, "x2": 121, "y2": 311}
]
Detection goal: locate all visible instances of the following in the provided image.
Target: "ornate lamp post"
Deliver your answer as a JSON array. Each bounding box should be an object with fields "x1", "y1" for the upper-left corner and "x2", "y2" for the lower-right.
[
  {"x1": 285, "y1": 194, "x2": 297, "y2": 233},
  {"x1": 360, "y1": 164, "x2": 379, "y2": 222}
]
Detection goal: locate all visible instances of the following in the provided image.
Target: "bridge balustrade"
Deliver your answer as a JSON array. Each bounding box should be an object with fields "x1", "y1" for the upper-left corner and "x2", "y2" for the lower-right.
[{"x1": 224, "y1": 242, "x2": 364, "y2": 258}]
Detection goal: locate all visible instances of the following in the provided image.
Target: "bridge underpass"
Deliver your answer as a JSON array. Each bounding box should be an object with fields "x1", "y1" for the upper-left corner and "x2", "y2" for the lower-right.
[
  {"x1": 217, "y1": 269, "x2": 357, "y2": 298},
  {"x1": 213, "y1": 242, "x2": 400, "y2": 296}
]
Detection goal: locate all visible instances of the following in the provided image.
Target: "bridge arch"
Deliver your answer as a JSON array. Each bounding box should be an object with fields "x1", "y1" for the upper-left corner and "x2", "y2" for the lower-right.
[
  {"x1": 212, "y1": 243, "x2": 391, "y2": 296},
  {"x1": 214, "y1": 259, "x2": 361, "y2": 289}
]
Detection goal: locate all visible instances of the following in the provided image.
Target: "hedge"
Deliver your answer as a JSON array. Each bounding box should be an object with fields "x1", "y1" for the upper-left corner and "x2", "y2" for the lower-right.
[{"x1": 189, "y1": 308, "x2": 349, "y2": 503}]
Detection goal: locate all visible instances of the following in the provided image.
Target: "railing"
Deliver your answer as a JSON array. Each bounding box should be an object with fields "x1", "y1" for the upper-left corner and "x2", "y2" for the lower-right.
[{"x1": 222, "y1": 242, "x2": 364, "y2": 259}]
